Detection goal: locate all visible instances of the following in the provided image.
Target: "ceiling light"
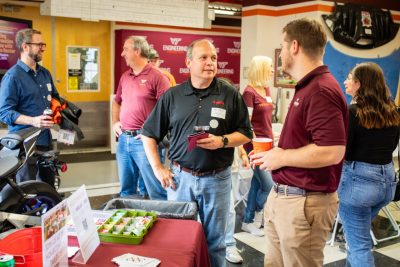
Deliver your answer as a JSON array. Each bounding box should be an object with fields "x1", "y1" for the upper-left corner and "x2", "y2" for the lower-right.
[{"x1": 213, "y1": 9, "x2": 237, "y2": 15}]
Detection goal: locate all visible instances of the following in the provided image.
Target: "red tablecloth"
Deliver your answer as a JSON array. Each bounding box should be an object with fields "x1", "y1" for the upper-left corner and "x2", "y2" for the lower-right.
[{"x1": 68, "y1": 218, "x2": 210, "y2": 267}]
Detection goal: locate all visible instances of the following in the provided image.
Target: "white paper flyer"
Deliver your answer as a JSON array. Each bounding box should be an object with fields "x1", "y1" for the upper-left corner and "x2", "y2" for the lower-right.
[
  {"x1": 67, "y1": 184, "x2": 100, "y2": 264},
  {"x1": 42, "y1": 200, "x2": 69, "y2": 267}
]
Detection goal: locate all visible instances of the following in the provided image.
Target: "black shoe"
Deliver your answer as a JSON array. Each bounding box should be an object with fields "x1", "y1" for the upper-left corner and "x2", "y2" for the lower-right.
[{"x1": 339, "y1": 243, "x2": 347, "y2": 253}]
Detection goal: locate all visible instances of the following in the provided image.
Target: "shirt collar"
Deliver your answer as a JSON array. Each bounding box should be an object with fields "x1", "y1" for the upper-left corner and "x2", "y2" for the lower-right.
[
  {"x1": 183, "y1": 78, "x2": 220, "y2": 96},
  {"x1": 129, "y1": 63, "x2": 152, "y2": 77},
  {"x1": 17, "y1": 59, "x2": 43, "y2": 73},
  {"x1": 294, "y1": 65, "x2": 330, "y2": 91}
]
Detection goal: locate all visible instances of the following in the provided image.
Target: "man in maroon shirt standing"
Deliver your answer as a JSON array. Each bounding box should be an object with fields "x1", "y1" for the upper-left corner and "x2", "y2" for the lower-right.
[
  {"x1": 112, "y1": 36, "x2": 170, "y2": 200},
  {"x1": 252, "y1": 19, "x2": 348, "y2": 267}
]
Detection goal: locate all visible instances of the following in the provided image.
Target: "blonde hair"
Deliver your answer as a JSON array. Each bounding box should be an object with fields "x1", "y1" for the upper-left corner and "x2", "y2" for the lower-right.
[{"x1": 248, "y1": 55, "x2": 273, "y2": 88}]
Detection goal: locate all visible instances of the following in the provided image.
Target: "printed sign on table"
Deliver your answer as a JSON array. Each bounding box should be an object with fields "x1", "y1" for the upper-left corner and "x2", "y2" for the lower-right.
[
  {"x1": 42, "y1": 185, "x2": 100, "y2": 266},
  {"x1": 42, "y1": 200, "x2": 69, "y2": 267},
  {"x1": 67, "y1": 185, "x2": 100, "y2": 264}
]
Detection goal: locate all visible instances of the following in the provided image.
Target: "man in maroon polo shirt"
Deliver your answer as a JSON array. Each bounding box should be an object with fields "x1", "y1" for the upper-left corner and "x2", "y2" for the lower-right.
[
  {"x1": 111, "y1": 36, "x2": 170, "y2": 200},
  {"x1": 251, "y1": 19, "x2": 348, "y2": 267}
]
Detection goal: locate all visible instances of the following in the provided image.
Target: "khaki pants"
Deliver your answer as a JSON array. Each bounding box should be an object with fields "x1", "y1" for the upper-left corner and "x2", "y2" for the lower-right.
[{"x1": 264, "y1": 190, "x2": 338, "y2": 267}]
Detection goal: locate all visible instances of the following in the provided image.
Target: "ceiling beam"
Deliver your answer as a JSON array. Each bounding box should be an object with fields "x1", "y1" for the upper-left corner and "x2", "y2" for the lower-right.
[{"x1": 242, "y1": 0, "x2": 400, "y2": 11}]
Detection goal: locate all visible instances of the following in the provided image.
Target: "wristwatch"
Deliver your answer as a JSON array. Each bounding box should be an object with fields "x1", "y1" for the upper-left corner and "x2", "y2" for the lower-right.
[{"x1": 221, "y1": 135, "x2": 229, "y2": 148}]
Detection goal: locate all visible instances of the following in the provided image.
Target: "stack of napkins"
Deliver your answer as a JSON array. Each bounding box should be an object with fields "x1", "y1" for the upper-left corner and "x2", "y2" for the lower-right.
[{"x1": 112, "y1": 253, "x2": 160, "y2": 267}]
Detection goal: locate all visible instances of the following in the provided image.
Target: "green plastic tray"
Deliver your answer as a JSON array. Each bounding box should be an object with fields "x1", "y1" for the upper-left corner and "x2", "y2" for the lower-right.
[{"x1": 97, "y1": 209, "x2": 157, "y2": 245}]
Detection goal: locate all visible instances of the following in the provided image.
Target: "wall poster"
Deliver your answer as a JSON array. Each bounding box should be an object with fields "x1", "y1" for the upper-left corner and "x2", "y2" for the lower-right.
[{"x1": 67, "y1": 46, "x2": 99, "y2": 91}]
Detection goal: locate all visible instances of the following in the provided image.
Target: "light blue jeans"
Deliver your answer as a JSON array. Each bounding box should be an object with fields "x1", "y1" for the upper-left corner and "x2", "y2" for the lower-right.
[
  {"x1": 225, "y1": 185, "x2": 236, "y2": 247},
  {"x1": 138, "y1": 147, "x2": 166, "y2": 197},
  {"x1": 167, "y1": 165, "x2": 231, "y2": 267},
  {"x1": 243, "y1": 166, "x2": 273, "y2": 223},
  {"x1": 338, "y1": 161, "x2": 398, "y2": 267},
  {"x1": 116, "y1": 133, "x2": 167, "y2": 200}
]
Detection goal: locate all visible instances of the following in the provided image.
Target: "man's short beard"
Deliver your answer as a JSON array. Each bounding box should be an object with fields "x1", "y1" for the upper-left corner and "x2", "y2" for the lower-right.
[{"x1": 29, "y1": 51, "x2": 42, "y2": 63}]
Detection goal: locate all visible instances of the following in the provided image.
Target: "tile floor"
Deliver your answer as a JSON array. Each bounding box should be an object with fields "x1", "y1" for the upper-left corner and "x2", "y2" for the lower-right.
[{"x1": 59, "y1": 151, "x2": 400, "y2": 267}]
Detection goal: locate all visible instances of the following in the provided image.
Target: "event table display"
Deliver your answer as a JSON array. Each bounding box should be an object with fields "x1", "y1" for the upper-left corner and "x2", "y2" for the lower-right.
[
  {"x1": 97, "y1": 210, "x2": 157, "y2": 245},
  {"x1": 69, "y1": 218, "x2": 210, "y2": 267}
]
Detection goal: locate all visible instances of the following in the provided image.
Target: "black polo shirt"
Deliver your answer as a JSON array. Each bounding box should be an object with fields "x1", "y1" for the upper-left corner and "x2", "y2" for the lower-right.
[{"x1": 142, "y1": 78, "x2": 252, "y2": 172}]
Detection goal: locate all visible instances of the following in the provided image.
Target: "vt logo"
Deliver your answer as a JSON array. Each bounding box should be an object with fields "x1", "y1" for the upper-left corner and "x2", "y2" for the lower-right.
[
  {"x1": 233, "y1": 41, "x2": 241, "y2": 49},
  {"x1": 170, "y1": 38, "x2": 182, "y2": 45},
  {"x1": 218, "y1": 62, "x2": 228, "y2": 68}
]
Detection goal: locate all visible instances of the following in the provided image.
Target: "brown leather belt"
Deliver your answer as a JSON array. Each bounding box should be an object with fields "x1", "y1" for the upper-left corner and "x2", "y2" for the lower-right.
[{"x1": 172, "y1": 161, "x2": 227, "y2": 177}]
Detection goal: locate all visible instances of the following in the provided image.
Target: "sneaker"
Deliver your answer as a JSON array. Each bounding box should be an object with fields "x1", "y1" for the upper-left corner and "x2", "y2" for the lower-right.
[
  {"x1": 225, "y1": 246, "x2": 243, "y2": 263},
  {"x1": 254, "y1": 210, "x2": 264, "y2": 228},
  {"x1": 241, "y1": 222, "x2": 265, "y2": 236},
  {"x1": 338, "y1": 242, "x2": 347, "y2": 253}
]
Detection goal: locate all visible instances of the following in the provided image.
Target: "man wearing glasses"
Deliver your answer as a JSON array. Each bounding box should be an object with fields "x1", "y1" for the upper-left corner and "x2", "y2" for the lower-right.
[{"x1": 0, "y1": 28, "x2": 59, "y2": 185}]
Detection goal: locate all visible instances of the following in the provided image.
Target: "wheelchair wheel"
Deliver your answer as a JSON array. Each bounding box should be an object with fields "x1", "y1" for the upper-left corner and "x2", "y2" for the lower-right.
[{"x1": 5, "y1": 182, "x2": 62, "y2": 216}]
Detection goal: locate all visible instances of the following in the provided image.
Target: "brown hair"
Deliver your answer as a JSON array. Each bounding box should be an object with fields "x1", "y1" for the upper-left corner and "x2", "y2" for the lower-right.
[
  {"x1": 283, "y1": 18, "x2": 327, "y2": 60},
  {"x1": 16, "y1": 28, "x2": 41, "y2": 52},
  {"x1": 352, "y1": 62, "x2": 400, "y2": 129}
]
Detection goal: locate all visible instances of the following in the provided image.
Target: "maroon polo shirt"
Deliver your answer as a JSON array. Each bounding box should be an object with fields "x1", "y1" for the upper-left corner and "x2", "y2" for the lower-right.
[
  {"x1": 272, "y1": 65, "x2": 348, "y2": 193},
  {"x1": 242, "y1": 85, "x2": 273, "y2": 151},
  {"x1": 115, "y1": 64, "x2": 170, "y2": 130}
]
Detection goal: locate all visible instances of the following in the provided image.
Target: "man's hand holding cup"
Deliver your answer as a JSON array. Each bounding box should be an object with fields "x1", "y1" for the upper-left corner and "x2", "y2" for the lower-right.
[{"x1": 250, "y1": 137, "x2": 274, "y2": 170}]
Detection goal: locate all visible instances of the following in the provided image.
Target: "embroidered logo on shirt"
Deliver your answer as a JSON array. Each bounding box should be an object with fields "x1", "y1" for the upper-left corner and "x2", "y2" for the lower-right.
[
  {"x1": 293, "y1": 98, "x2": 300, "y2": 107},
  {"x1": 212, "y1": 100, "x2": 224, "y2": 106},
  {"x1": 141, "y1": 79, "x2": 147, "y2": 84}
]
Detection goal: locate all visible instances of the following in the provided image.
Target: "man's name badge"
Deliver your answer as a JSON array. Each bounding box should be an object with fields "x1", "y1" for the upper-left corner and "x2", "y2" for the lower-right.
[{"x1": 211, "y1": 107, "x2": 226, "y2": 119}]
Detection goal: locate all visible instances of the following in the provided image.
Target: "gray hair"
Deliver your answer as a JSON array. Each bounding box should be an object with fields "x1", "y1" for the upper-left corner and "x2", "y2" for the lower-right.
[
  {"x1": 186, "y1": 39, "x2": 214, "y2": 60},
  {"x1": 126, "y1": 36, "x2": 151, "y2": 58},
  {"x1": 16, "y1": 28, "x2": 41, "y2": 52}
]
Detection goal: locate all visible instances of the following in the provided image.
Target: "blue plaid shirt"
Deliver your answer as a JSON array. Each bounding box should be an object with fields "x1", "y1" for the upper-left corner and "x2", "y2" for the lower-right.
[{"x1": 0, "y1": 60, "x2": 59, "y2": 146}]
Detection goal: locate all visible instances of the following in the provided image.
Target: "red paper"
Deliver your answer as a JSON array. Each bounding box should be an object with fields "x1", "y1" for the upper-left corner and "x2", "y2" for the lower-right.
[{"x1": 187, "y1": 132, "x2": 209, "y2": 151}]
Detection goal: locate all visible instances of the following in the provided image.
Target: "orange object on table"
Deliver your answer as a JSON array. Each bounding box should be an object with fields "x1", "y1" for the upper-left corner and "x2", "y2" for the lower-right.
[{"x1": 0, "y1": 227, "x2": 42, "y2": 267}]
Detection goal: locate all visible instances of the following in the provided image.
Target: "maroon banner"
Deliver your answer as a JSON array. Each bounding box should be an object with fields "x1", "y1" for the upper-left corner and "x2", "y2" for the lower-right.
[
  {"x1": 114, "y1": 29, "x2": 241, "y2": 92},
  {"x1": 0, "y1": 17, "x2": 32, "y2": 73}
]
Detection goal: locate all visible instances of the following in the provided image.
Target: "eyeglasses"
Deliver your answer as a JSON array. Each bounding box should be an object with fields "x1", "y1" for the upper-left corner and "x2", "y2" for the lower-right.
[{"x1": 26, "y1": 42, "x2": 46, "y2": 49}]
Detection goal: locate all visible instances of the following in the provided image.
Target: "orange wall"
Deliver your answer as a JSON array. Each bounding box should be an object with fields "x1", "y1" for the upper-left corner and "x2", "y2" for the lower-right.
[{"x1": 0, "y1": 6, "x2": 111, "y2": 102}]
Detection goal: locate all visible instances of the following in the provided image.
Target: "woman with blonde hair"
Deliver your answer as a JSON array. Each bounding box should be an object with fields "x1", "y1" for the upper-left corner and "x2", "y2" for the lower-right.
[
  {"x1": 241, "y1": 55, "x2": 274, "y2": 236},
  {"x1": 339, "y1": 62, "x2": 399, "y2": 266}
]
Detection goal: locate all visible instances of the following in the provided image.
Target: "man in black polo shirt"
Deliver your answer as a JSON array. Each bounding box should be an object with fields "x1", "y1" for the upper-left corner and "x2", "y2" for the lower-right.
[{"x1": 141, "y1": 39, "x2": 252, "y2": 267}]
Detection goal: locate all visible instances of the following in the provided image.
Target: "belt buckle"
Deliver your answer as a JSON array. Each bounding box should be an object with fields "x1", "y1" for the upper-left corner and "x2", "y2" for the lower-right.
[
  {"x1": 284, "y1": 185, "x2": 289, "y2": 196},
  {"x1": 125, "y1": 129, "x2": 140, "y2": 136},
  {"x1": 273, "y1": 183, "x2": 278, "y2": 193}
]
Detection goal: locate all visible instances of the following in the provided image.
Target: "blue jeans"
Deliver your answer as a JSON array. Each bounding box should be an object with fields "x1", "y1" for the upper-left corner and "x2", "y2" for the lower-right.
[
  {"x1": 243, "y1": 166, "x2": 273, "y2": 223},
  {"x1": 338, "y1": 161, "x2": 398, "y2": 267},
  {"x1": 167, "y1": 165, "x2": 231, "y2": 267},
  {"x1": 116, "y1": 133, "x2": 167, "y2": 200},
  {"x1": 138, "y1": 147, "x2": 166, "y2": 197},
  {"x1": 225, "y1": 182, "x2": 236, "y2": 247}
]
